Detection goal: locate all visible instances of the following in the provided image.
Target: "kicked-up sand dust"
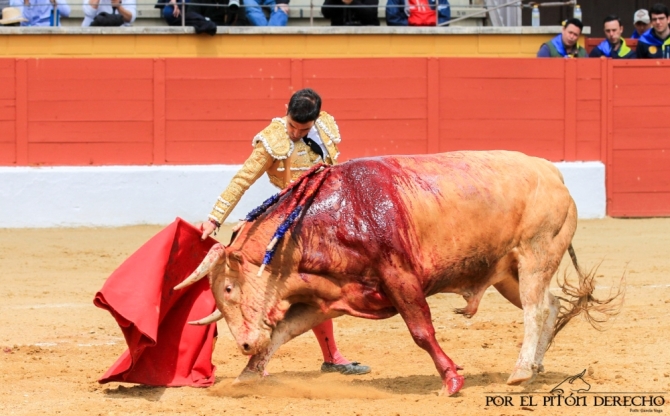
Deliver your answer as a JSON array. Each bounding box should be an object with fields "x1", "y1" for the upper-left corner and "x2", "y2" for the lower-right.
[{"x1": 1, "y1": 218, "x2": 669, "y2": 416}]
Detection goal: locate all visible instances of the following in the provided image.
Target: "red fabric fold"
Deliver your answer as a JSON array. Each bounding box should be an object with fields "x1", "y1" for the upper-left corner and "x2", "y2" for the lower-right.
[{"x1": 94, "y1": 218, "x2": 218, "y2": 387}]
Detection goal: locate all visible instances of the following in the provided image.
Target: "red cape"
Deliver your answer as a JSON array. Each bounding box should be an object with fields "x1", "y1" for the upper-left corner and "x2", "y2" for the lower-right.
[{"x1": 94, "y1": 218, "x2": 218, "y2": 387}]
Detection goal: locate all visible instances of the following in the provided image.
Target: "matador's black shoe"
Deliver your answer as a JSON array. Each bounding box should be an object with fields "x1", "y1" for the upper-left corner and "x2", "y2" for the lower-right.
[{"x1": 321, "y1": 361, "x2": 371, "y2": 375}]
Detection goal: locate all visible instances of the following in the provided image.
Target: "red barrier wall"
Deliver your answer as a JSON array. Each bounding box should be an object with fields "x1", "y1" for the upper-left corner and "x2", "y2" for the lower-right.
[
  {"x1": 608, "y1": 61, "x2": 670, "y2": 217},
  {"x1": 2, "y1": 58, "x2": 669, "y2": 217}
]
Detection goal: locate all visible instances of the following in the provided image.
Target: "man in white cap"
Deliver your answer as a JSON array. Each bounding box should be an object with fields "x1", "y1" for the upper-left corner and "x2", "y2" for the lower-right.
[{"x1": 632, "y1": 9, "x2": 651, "y2": 39}]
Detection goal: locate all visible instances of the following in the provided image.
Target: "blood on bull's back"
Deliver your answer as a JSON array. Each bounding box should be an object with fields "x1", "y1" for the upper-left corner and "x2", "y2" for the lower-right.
[{"x1": 297, "y1": 150, "x2": 574, "y2": 295}]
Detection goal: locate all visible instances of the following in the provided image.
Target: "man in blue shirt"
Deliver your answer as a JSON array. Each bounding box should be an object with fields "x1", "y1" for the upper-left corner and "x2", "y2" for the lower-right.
[
  {"x1": 636, "y1": 3, "x2": 670, "y2": 59},
  {"x1": 9, "y1": 0, "x2": 70, "y2": 26},
  {"x1": 632, "y1": 9, "x2": 651, "y2": 39},
  {"x1": 537, "y1": 18, "x2": 587, "y2": 58},
  {"x1": 589, "y1": 15, "x2": 635, "y2": 59}
]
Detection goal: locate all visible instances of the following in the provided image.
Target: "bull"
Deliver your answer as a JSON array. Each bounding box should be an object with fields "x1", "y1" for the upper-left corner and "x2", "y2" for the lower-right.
[{"x1": 176, "y1": 150, "x2": 622, "y2": 396}]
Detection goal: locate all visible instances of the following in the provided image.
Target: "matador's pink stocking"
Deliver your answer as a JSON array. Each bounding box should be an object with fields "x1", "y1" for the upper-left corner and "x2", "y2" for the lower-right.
[{"x1": 312, "y1": 319, "x2": 350, "y2": 365}]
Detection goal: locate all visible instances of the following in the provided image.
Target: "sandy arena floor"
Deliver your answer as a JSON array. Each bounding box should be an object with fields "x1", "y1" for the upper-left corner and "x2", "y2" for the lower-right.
[{"x1": 0, "y1": 218, "x2": 669, "y2": 416}]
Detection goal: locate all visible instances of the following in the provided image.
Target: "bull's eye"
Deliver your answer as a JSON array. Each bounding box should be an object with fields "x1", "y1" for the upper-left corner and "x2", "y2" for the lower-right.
[{"x1": 225, "y1": 285, "x2": 233, "y2": 293}]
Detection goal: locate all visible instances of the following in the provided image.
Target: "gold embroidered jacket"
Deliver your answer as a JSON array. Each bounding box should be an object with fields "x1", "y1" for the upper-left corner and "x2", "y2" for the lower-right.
[{"x1": 208, "y1": 111, "x2": 341, "y2": 225}]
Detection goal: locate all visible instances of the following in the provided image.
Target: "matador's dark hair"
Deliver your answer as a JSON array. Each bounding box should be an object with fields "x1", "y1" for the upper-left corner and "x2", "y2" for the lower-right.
[{"x1": 287, "y1": 88, "x2": 322, "y2": 123}]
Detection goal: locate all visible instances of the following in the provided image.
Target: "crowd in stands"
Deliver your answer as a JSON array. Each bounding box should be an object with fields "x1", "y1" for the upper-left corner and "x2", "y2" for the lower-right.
[
  {"x1": 0, "y1": 0, "x2": 451, "y2": 27},
  {"x1": 537, "y1": 3, "x2": 670, "y2": 59},
  {"x1": 0, "y1": 0, "x2": 668, "y2": 61}
]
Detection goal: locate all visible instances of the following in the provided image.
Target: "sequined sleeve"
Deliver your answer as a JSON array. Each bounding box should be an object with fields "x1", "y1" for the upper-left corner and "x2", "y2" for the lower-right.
[{"x1": 208, "y1": 143, "x2": 274, "y2": 224}]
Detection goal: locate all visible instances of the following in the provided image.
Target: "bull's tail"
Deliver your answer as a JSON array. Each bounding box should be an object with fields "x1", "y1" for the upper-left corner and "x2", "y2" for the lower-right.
[{"x1": 552, "y1": 243, "x2": 625, "y2": 340}]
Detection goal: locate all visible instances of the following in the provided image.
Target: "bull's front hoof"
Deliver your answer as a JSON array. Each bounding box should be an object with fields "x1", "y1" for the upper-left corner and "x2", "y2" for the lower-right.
[
  {"x1": 233, "y1": 368, "x2": 262, "y2": 385},
  {"x1": 439, "y1": 375, "x2": 465, "y2": 396},
  {"x1": 506, "y1": 368, "x2": 535, "y2": 386}
]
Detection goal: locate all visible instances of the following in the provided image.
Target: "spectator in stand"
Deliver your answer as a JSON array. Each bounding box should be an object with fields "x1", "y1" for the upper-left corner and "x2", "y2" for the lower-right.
[
  {"x1": 636, "y1": 3, "x2": 670, "y2": 59},
  {"x1": 322, "y1": 0, "x2": 379, "y2": 26},
  {"x1": 386, "y1": 0, "x2": 450, "y2": 26},
  {"x1": 9, "y1": 0, "x2": 70, "y2": 26},
  {"x1": 82, "y1": 0, "x2": 136, "y2": 26},
  {"x1": 589, "y1": 15, "x2": 635, "y2": 59},
  {"x1": 0, "y1": 0, "x2": 10, "y2": 19},
  {"x1": 537, "y1": 18, "x2": 587, "y2": 58},
  {"x1": 245, "y1": 0, "x2": 287, "y2": 26},
  {"x1": 632, "y1": 9, "x2": 651, "y2": 39},
  {"x1": 157, "y1": 0, "x2": 242, "y2": 26}
]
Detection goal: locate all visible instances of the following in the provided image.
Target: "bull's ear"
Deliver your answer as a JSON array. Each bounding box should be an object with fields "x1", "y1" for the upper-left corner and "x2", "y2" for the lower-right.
[{"x1": 228, "y1": 250, "x2": 244, "y2": 271}]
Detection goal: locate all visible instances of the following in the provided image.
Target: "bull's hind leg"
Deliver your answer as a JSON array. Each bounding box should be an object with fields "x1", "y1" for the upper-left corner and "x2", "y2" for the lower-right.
[
  {"x1": 506, "y1": 258, "x2": 555, "y2": 386},
  {"x1": 533, "y1": 292, "x2": 560, "y2": 373},
  {"x1": 507, "y1": 204, "x2": 576, "y2": 385},
  {"x1": 236, "y1": 304, "x2": 335, "y2": 383},
  {"x1": 380, "y1": 262, "x2": 464, "y2": 396}
]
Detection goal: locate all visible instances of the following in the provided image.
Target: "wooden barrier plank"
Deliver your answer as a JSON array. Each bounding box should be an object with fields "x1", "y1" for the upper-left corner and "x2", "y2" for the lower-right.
[
  {"x1": 577, "y1": 100, "x2": 601, "y2": 121},
  {"x1": 611, "y1": 149, "x2": 670, "y2": 193},
  {"x1": 0, "y1": 142, "x2": 14, "y2": 164},
  {"x1": 303, "y1": 58, "x2": 426, "y2": 79},
  {"x1": 576, "y1": 140, "x2": 600, "y2": 162},
  {"x1": 0, "y1": 99, "x2": 15, "y2": 120},
  {"x1": 612, "y1": 106, "x2": 670, "y2": 130},
  {"x1": 0, "y1": 59, "x2": 14, "y2": 76},
  {"x1": 323, "y1": 98, "x2": 426, "y2": 120},
  {"x1": 166, "y1": 78, "x2": 293, "y2": 100},
  {"x1": 613, "y1": 84, "x2": 670, "y2": 107},
  {"x1": 0, "y1": 120, "x2": 15, "y2": 143},
  {"x1": 576, "y1": 79, "x2": 600, "y2": 101},
  {"x1": 166, "y1": 140, "x2": 251, "y2": 164},
  {"x1": 334, "y1": 119, "x2": 428, "y2": 142},
  {"x1": 576, "y1": 119, "x2": 600, "y2": 161},
  {"x1": 599, "y1": 58, "x2": 608, "y2": 164},
  {"x1": 609, "y1": 192, "x2": 670, "y2": 217},
  {"x1": 338, "y1": 138, "x2": 428, "y2": 159},
  {"x1": 28, "y1": 79, "x2": 153, "y2": 101},
  {"x1": 439, "y1": 119, "x2": 563, "y2": 141},
  {"x1": 440, "y1": 59, "x2": 564, "y2": 79},
  {"x1": 153, "y1": 58, "x2": 166, "y2": 165},
  {"x1": 564, "y1": 59, "x2": 577, "y2": 161},
  {"x1": 576, "y1": 59, "x2": 601, "y2": 80},
  {"x1": 439, "y1": 137, "x2": 564, "y2": 161},
  {"x1": 15, "y1": 59, "x2": 27, "y2": 165},
  {"x1": 27, "y1": 59, "x2": 154, "y2": 80},
  {"x1": 291, "y1": 59, "x2": 303, "y2": 93},
  {"x1": 0, "y1": 77, "x2": 15, "y2": 100},
  {"x1": 28, "y1": 100, "x2": 153, "y2": 122},
  {"x1": 303, "y1": 78, "x2": 427, "y2": 99},
  {"x1": 30, "y1": 121, "x2": 153, "y2": 143},
  {"x1": 439, "y1": 98, "x2": 563, "y2": 121},
  {"x1": 28, "y1": 142, "x2": 153, "y2": 165},
  {"x1": 166, "y1": 59, "x2": 292, "y2": 79},
  {"x1": 440, "y1": 78, "x2": 563, "y2": 101},
  {"x1": 166, "y1": 120, "x2": 265, "y2": 142},
  {"x1": 612, "y1": 66, "x2": 670, "y2": 86},
  {"x1": 613, "y1": 128, "x2": 670, "y2": 150},
  {"x1": 166, "y1": 99, "x2": 284, "y2": 121},
  {"x1": 427, "y1": 58, "x2": 439, "y2": 154}
]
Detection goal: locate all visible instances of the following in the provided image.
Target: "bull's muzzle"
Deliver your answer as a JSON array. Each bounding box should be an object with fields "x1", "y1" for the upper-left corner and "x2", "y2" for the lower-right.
[{"x1": 235, "y1": 328, "x2": 271, "y2": 356}]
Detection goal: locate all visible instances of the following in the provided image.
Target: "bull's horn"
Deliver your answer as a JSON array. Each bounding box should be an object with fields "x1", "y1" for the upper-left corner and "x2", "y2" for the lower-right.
[
  {"x1": 232, "y1": 221, "x2": 246, "y2": 233},
  {"x1": 228, "y1": 221, "x2": 246, "y2": 247},
  {"x1": 188, "y1": 309, "x2": 223, "y2": 325},
  {"x1": 174, "y1": 245, "x2": 223, "y2": 290}
]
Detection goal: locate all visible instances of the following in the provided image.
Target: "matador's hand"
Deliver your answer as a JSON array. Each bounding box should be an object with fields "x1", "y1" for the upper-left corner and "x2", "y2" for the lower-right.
[{"x1": 197, "y1": 220, "x2": 218, "y2": 240}]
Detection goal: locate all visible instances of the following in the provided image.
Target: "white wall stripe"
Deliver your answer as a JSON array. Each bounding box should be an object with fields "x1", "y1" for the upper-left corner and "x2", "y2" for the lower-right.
[{"x1": 0, "y1": 162, "x2": 605, "y2": 228}]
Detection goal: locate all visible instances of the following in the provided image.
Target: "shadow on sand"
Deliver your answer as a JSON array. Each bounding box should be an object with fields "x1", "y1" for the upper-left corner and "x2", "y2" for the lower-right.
[{"x1": 103, "y1": 384, "x2": 167, "y2": 402}]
